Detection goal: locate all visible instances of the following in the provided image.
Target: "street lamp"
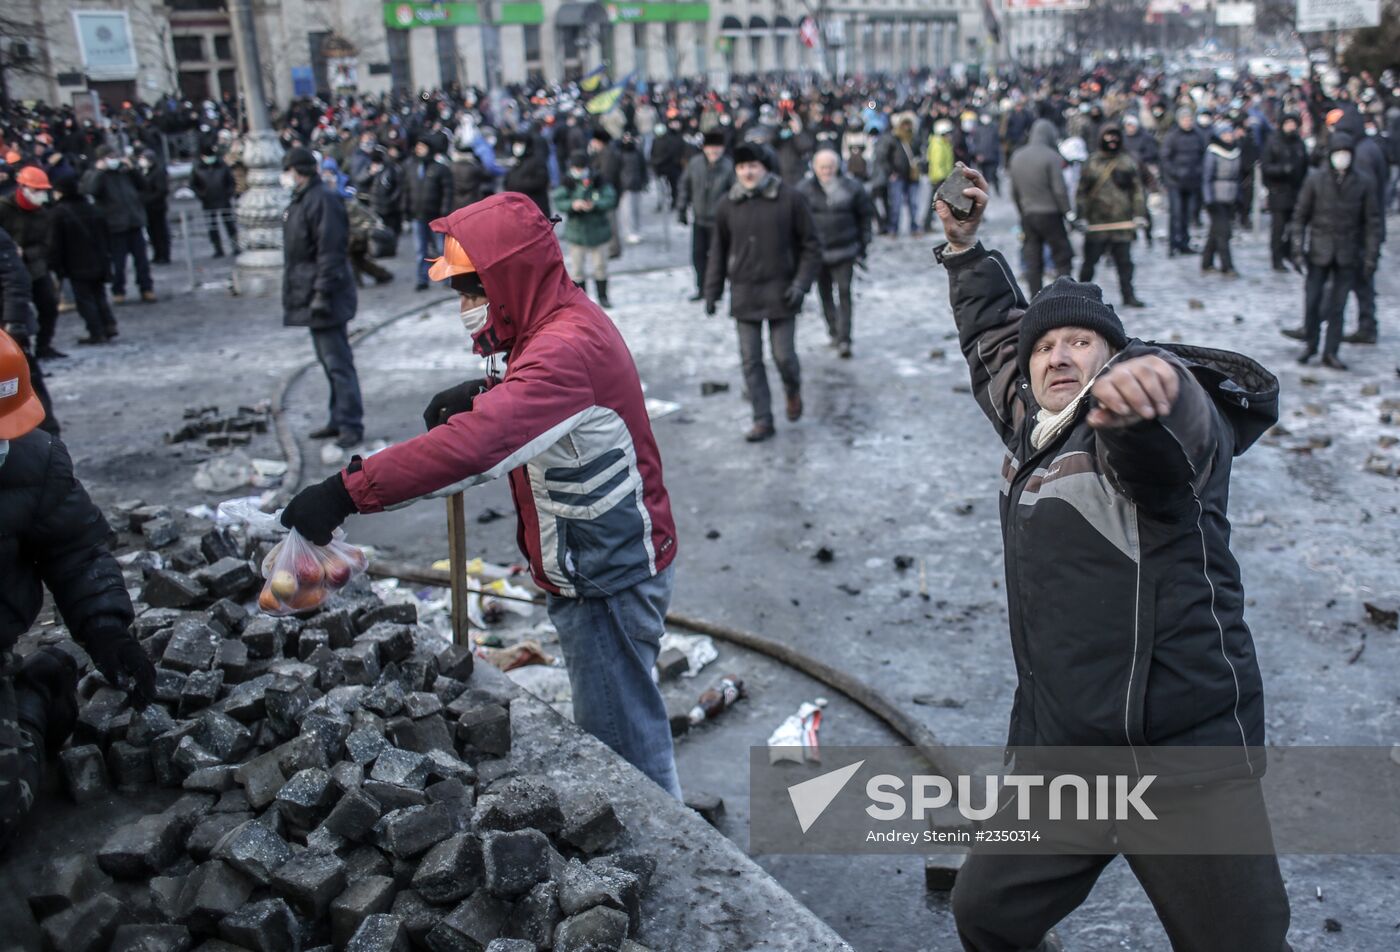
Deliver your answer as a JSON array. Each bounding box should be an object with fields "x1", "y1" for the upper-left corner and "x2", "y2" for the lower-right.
[{"x1": 228, "y1": 0, "x2": 286, "y2": 296}]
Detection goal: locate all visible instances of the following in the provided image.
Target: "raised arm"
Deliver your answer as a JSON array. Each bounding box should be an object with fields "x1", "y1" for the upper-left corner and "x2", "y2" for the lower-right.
[{"x1": 933, "y1": 164, "x2": 1031, "y2": 447}]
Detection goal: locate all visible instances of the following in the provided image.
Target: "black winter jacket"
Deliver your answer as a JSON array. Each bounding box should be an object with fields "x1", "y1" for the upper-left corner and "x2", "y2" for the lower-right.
[
  {"x1": 0, "y1": 430, "x2": 134, "y2": 654},
  {"x1": 649, "y1": 131, "x2": 688, "y2": 174},
  {"x1": 616, "y1": 142, "x2": 648, "y2": 193},
  {"x1": 356, "y1": 161, "x2": 403, "y2": 221},
  {"x1": 1290, "y1": 167, "x2": 1381, "y2": 272},
  {"x1": 0, "y1": 226, "x2": 32, "y2": 335},
  {"x1": 503, "y1": 139, "x2": 551, "y2": 216},
  {"x1": 282, "y1": 178, "x2": 356, "y2": 329},
  {"x1": 46, "y1": 194, "x2": 110, "y2": 283},
  {"x1": 138, "y1": 161, "x2": 169, "y2": 211},
  {"x1": 1160, "y1": 126, "x2": 1207, "y2": 190},
  {"x1": 795, "y1": 174, "x2": 874, "y2": 264},
  {"x1": 1259, "y1": 131, "x2": 1308, "y2": 210},
  {"x1": 404, "y1": 155, "x2": 454, "y2": 222},
  {"x1": 678, "y1": 153, "x2": 734, "y2": 227},
  {"x1": 939, "y1": 240, "x2": 1279, "y2": 782},
  {"x1": 704, "y1": 174, "x2": 821, "y2": 322},
  {"x1": 190, "y1": 159, "x2": 235, "y2": 209},
  {"x1": 451, "y1": 154, "x2": 494, "y2": 209},
  {"x1": 79, "y1": 166, "x2": 147, "y2": 233},
  {"x1": 0, "y1": 196, "x2": 52, "y2": 280}
]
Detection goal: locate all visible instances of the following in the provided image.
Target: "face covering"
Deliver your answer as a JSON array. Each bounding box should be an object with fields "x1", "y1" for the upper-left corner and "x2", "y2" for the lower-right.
[
  {"x1": 21, "y1": 187, "x2": 49, "y2": 206},
  {"x1": 105, "y1": 158, "x2": 121, "y2": 170},
  {"x1": 1330, "y1": 151, "x2": 1352, "y2": 171},
  {"x1": 203, "y1": 156, "x2": 217, "y2": 164},
  {"x1": 512, "y1": 142, "x2": 526, "y2": 157},
  {"x1": 460, "y1": 297, "x2": 489, "y2": 338},
  {"x1": 280, "y1": 170, "x2": 298, "y2": 188},
  {"x1": 1102, "y1": 137, "x2": 1121, "y2": 153}
]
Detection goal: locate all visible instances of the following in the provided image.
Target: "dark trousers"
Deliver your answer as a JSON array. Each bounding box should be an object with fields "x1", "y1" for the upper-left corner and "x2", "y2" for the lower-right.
[
  {"x1": 31, "y1": 276, "x2": 58, "y2": 351},
  {"x1": 1269, "y1": 206, "x2": 1294, "y2": 269},
  {"x1": 1168, "y1": 186, "x2": 1200, "y2": 252},
  {"x1": 349, "y1": 238, "x2": 392, "y2": 284},
  {"x1": 1303, "y1": 262, "x2": 1356, "y2": 357},
  {"x1": 1351, "y1": 267, "x2": 1377, "y2": 335},
  {"x1": 70, "y1": 278, "x2": 116, "y2": 338},
  {"x1": 1079, "y1": 236, "x2": 1136, "y2": 302},
  {"x1": 310, "y1": 324, "x2": 364, "y2": 436},
  {"x1": 816, "y1": 259, "x2": 855, "y2": 345},
  {"x1": 953, "y1": 780, "x2": 1291, "y2": 952},
  {"x1": 662, "y1": 167, "x2": 682, "y2": 209},
  {"x1": 691, "y1": 223, "x2": 712, "y2": 293},
  {"x1": 147, "y1": 202, "x2": 171, "y2": 262},
  {"x1": 1236, "y1": 176, "x2": 1255, "y2": 229},
  {"x1": 1021, "y1": 212, "x2": 1073, "y2": 296},
  {"x1": 108, "y1": 227, "x2": 152, "y2": 296},
  {"x1": 1202, "y1": 202, "x2": 1235, "y2": 272},
  {"x1": 206, "y1": 205, "x2": 237, "y2": 254},
  {"x1": 870, "y1": 183, "x2": 889, "y2": 234},
  {"x1": 736, "y1": 318, "x2": 799, "y2": 427}
]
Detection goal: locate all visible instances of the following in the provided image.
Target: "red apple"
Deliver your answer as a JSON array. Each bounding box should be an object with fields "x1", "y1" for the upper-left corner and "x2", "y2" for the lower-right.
[{"x1": 293, "y1": 551, "x2": 324, "y2": 586}]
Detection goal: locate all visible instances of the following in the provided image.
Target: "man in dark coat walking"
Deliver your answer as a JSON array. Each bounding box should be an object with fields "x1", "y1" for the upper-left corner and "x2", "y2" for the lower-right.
[
  {"x1": 677, "y1": 130, "x2": 734, "y2": 301},
  {"x1": 1161, "y1": 108, "x2": 1207, "y2": 256},
  {"x1": 47, "y1": 172, "x2": 117, "y2": 347},
  {"x1": 80, "y1": 146, "x2": 155, "y2": 303},
  {"x1": 796, "y1": 148, "x2": 874, "y2": 357},
  {"x1": 1259, "y1": 113, "x2": 1309, "y2": 272},
  {"x1": 0, "y1": 228, "x2": 57, "y2": 433},
  {"x1": 931, "y1": 166, "x2": 1290, "y2": 952},
  {"x1": 704, "y1": 143, "x2": 820, "y2": 442},
  {"x1": 0, "y1": 167, "x2": 63, "y2": 358},
  {"x1": 1283, "y1": 133, "x2": 1381, "y2": 371},
  {"x1": 1009, "y1": 119, "x2": 1073, "y2": 295},
  {"x1": 190, "y1": 145, "x2": 238, "y2": 258},
  {"x1": 404, "y1": 132, "x2": 454, "y2": 291},
  {"x1": 355, "y1": 147, "x2": 404, "y2": 245},
  {"x1": 0, "y1": 328, "x2": 155, "y2": 852},
  {"x1": 282, "y1": 147, "x2": 362, "y2": 447}
]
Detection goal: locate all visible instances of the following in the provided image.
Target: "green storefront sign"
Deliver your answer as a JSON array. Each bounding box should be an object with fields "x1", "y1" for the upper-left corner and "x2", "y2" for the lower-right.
[
  {"x1": 382, "y1": 2, "x2": 544, "y2": 29},
  {"x1": 607, "y1": 2, "x2": 709, "y2": 23}
]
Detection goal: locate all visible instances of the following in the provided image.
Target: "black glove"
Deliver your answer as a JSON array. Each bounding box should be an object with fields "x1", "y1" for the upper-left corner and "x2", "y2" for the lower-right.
[
  {"x1": 281, "y1": 472, "x2": 358, "y2": 545},
  {"x1": 82, "y1": 624, "x2": 155, "y2": 709},
  {"x1": 310, "y1": 293, "x2": 332, "y2": 320},
  {"x1": 423, "y1": 377, "x2": 489, "y2": 430},
  {"x1": 704, "y1": 299, "x2": 718, "y2": 317},
  {"x1": 783, "y1": 286, "x2": 804, "y2": 309},
  {"x1": 678, "y1": 208, "x2": 689, "y2": 226}
]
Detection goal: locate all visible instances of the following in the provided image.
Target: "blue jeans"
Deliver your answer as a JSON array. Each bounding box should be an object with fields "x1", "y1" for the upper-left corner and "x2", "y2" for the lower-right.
[
  {"x1": 886, "y1": 177, "x2": 920, "y2": 235},
  {"x1": 310, "y1": 324, "x2": 363, "y2": 435},
  {"x1": 414, "y1": 219, "x2": 440, "y2": 286},
  {"x1": 546, "y1": 565, "x2": 682, "y2": 799}
]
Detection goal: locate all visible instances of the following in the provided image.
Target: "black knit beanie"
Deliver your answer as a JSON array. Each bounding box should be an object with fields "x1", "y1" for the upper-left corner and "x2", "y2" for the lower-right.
[{"x1": 1017, "y1": 277, "x2": 1127, "y2": 379}]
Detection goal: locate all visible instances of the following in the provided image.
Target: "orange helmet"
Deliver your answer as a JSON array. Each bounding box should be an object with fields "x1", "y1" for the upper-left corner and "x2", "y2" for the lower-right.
[
  {"x1": 0, "y1": 331, "x2": 45, "y2": 439},
  {"x1": 427, "y1": 234, "x2": 475, "y2": 282},
  {"x1": 1325, "y1": 108, "x2": 1345, "y2": 128},
  {"x1": 16, "y1": 166, "x2": 51, "y2": 190}
]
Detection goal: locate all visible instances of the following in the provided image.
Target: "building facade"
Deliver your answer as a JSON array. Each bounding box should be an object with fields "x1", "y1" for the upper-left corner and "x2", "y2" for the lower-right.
[{"x1": 2, "y1": 0, "x2": 992, "y2": 109}]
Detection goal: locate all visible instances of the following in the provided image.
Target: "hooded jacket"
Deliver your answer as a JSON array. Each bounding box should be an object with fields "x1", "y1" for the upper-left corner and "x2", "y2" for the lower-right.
[
  {"x1": 340, "y1": 193, "x2": 676, "y2": 599},
  {"x1": 1290, "y1": 137, "x2": 1382, "y2": 273},
  {"x1": 1009, "y1": 119, "x2": 1070, "y2": 217},
  {"x1": 1, "y1": 429, "x2": 134, "y2": 655},
  {"x1": 46, "y1": 191, "x2": 110, "y2": 283},
  {"x1": 1076, "y1": 135, "x2": 1146, "y2": 240},
  {"x1": 1202, "y1": 137, "x2": 1242, "y2": 206},
  {"x1": 190, "y1": 155, "x2": 235, "y2": 209},
  {"x1": 404, "y1": 148, "x2": 454, "y2": 222},
  {"x1": 937, "y1": 240, "x2": 1279, "y2": 782},
  {"x1": 1328, "y1": 104, "x2": 1388, "y2": 241},
  {"x1": 79, "y1": 164, "x2": 147, "y2": 233},
  {"x1": 503, "y1": 134, "x2": 551, "y2": 216},
  {"x1": 703, "y1": 173, "x2": 821, "y2": 322}
]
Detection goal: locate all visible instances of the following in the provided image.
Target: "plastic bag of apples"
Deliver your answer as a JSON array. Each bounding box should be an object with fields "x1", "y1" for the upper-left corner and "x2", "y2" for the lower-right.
[{"x1": 257, "y1": 528, "x2": 368, "y2": 616}]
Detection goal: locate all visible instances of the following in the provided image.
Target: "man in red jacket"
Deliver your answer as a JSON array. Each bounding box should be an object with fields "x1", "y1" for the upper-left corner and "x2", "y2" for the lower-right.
[{"x1": 281, "y1": 193, "x2": 682, "y2": 798}]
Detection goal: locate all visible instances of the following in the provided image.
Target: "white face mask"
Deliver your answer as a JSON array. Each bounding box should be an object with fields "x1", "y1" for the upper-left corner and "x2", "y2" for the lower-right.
[
  {"x1": 105, "y1": 158, "x2": 121, "y2": 170},
  {"x1": 460, "y1": 298, "x2": 489, "y2": 338},
  {"x1": 280, "y1": 170, "x2": 298, "y2": 188},
  {"x1": 511, "y1": 142, "x2": 526, "y2": 157},
  {"x1": 22, "y1": 187, "x2": 49, "y2": 206},
  {"x1": 1330, "y1": 151, "x2": 1352, "y2": 171}
]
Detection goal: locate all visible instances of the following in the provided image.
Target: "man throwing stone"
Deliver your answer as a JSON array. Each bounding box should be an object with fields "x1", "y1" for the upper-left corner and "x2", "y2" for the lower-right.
[{"x1": 932, "y1": 165, "x2": 1291, "y2": 952}]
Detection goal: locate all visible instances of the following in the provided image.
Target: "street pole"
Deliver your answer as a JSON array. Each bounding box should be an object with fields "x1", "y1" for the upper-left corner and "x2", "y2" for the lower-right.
[
  {"x1": 480, "y1": 0, "x2": 500, "y2": 89},
  {"x1": 228, "y1": 0, "x2": 287, "y2": 296}
]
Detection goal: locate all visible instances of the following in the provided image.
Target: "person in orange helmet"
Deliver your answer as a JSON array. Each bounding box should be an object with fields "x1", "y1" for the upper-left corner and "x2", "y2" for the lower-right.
[
  {"x1": 0, "y1": 224, "x2": 57, "y2": 434},
  {"x1": 0, "y1": 167, "x2": 64, "y2": 359},
  {"x1": 0, "y1": 329, "x2": 155, "y2": 852}
]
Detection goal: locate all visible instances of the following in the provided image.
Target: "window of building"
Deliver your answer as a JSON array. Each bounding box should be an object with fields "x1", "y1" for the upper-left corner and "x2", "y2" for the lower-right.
[
  {"x1": 214, "y1": 35, "x2": 233, "y2": 61},
  {"x1": 523, "y1": 24, "x2": 542, "y2": 67},
  {"x1": 217, "y1": 68, "x2": 237, "y2": 99},
  {"x1": 387, "y1": 28, "x2": 412, "y2": 92},
  {"x1": 173, "y1": 35, "x2": 205, "y2": 63},
  {"x1": 435, "y1": 27, "x2": 459, "y2": 87},
  {"x1": 178, "y1": 70, "x2": 210, "y2": 101},
  {"x1": 633, "y1": 23, "x2": 647, "y2": 76}
]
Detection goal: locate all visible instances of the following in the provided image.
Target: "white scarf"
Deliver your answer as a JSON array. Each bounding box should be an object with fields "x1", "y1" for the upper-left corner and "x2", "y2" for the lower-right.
[{"x1": 1030, "y1": 381, "x2": 1094, "y2": 451}]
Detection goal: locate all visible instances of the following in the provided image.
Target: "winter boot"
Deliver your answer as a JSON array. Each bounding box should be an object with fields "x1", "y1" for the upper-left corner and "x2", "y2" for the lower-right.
[{"x1": 595, "y1": 280, "x2": 610, "y2": 308}]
